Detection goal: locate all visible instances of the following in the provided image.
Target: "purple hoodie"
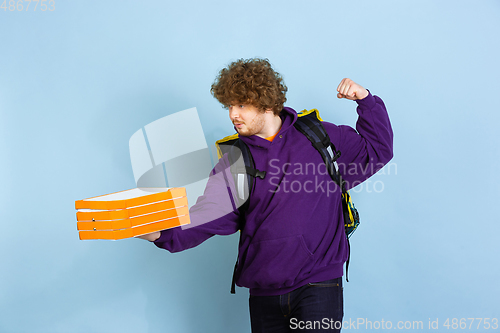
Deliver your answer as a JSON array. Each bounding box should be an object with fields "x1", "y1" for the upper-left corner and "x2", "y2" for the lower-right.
[{"x1": 154, "y1": 92, "x2": 393, "y2": 296}]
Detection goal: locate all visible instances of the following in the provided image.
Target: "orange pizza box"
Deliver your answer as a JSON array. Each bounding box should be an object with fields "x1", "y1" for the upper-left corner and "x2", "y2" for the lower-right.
[
  {"x1": 77, "y1": 205, "x2": 189, "y2": 230},
  {"x1": 78, "y1": 214, "x2": 190, "y2": 240},
  {"x1": 76, "y1": 196, "x2": 188, "y2": 222},
  {"x1": 75, "y1": 187, "x2": 186, "y2": 211},
  {"x1": 75, "y1": 187, "x2": 190, "y2": 240}
]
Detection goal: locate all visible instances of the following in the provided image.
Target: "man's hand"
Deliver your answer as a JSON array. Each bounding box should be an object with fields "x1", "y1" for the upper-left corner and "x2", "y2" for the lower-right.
[
  {"x1": 336, "y1": 78, "x2": 369, "y2": 101},
  {"x1": 136, "y1": 231, "x2": 161, "y2": 242}
]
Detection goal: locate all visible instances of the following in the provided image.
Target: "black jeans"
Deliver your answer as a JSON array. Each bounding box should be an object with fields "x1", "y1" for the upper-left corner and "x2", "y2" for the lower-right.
[{"x1": 249, "y1": 277, "x2": 343, "y2": 332}]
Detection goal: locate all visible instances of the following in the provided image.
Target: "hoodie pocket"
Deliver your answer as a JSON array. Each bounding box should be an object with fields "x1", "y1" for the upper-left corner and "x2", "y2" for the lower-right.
[{"x1": 238, "y1": 235, "x2": 313, "y2": 289}]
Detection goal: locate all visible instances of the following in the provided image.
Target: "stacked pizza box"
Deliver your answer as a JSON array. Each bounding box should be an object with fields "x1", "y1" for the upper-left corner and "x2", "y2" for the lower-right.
[{"x1": 75, "y1": 187, "x2": 190, "y2": 240}]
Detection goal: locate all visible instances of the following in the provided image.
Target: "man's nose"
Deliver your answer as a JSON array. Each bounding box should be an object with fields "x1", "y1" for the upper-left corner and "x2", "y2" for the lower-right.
[{"x1": 229, "y1": 107, "x2": 238, "y2": 120}]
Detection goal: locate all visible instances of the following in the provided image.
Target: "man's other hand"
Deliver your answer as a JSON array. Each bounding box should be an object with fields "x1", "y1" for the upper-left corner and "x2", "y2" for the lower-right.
[
  {"x1": 337, "y1": 78, "x2": 369, "y2": 100},
  {"x1": 136, "y1": 231, "x2": 161, "y2": 242}
]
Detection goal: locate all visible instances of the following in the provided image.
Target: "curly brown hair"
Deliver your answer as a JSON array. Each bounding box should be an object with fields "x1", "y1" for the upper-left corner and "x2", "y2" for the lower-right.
[{"x1": 210, "y1": 58, "x2": 288, "y2": 115}]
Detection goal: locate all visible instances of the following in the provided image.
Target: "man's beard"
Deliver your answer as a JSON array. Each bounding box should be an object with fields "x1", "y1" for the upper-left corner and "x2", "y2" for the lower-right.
[{"x1": 234, "y1": 113, "x2": 266, "y2": 137}]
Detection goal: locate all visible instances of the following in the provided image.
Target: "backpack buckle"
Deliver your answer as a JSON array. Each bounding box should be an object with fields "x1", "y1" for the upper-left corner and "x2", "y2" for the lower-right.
[
  {"x1": 332, "y1": 150, "x2": 341, "y2": 162},
  {"x1": 255, "y1": 170, "x2": 266, "y2": 179}
]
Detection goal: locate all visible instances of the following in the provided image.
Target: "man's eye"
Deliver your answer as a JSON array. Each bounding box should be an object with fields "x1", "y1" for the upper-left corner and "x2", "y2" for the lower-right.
[{"x1": 239, "y1": 105, "x2": 245, "y2": 108}]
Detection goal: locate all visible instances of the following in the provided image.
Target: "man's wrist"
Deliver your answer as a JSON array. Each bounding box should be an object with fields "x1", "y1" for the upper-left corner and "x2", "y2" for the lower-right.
[
  {"x1": 355, "y1": 90, "x2": 376, "y2": 108},
  {"x1": 358, "y1": 89, "x2": 369, "y2": 100}
]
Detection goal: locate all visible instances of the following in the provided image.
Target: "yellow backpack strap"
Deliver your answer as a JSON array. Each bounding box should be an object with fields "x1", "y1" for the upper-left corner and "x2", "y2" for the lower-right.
[
  {"x1": 215, "y1": 133, "x2": 240, "y2": 159},
  {"x1": 297, "y1": 108, "x2": 324, "y2": 122}
]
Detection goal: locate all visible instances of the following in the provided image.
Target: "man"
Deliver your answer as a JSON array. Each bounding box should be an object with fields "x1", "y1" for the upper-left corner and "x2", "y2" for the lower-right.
[{"x1": 139, "y1": 58, "x2": 393, "y2": 332}]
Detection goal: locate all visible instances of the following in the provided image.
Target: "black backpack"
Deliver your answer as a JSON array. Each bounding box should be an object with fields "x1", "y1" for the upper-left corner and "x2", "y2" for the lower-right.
[{"x1": 215, "y1": 109, "x2": 360, "y2": 293}]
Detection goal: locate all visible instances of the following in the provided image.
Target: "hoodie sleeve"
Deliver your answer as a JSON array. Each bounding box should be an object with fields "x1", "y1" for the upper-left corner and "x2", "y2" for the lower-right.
[
  {"x1": 153, "y1": 155, "x2": 241, "y2": 253},
  {"x1": 323, "y1": 91, "x2": 394, "y2": 190}
]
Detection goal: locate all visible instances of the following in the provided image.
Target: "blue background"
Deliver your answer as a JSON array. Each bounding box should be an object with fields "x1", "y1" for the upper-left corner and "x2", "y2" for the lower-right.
[{"x1": 1, "y1": 0, "x2": 499, "y2": 332}]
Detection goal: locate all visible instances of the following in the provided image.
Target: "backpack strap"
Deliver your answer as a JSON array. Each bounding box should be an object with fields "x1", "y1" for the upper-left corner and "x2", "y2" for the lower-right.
[
  {"x1": 216, "y1": 136, "x2": 266, "y2": 294},
  {"x1": 294, "y1": 111, "x2": 343, "y2": 190},
  {"x1": 295, "y1": 110, "x2": 360, "y2": 281},
  {"x1": 217, "y1": 137, "x2": 266, "y2": 205},
  {"x1": 227, "y1": 139, "x2": 268, "y2": 294}
]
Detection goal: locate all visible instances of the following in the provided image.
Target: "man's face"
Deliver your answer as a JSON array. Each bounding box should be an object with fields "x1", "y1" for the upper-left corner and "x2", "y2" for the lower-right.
[{"x1": 229, "y1": 104, "x2": 266, "y2": 137}]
